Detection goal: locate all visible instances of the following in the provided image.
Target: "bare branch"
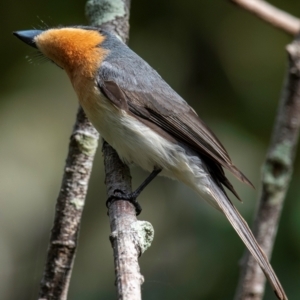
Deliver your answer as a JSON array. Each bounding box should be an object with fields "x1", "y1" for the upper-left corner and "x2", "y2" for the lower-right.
[
  {"x1": 235, "y1": 34, "x2": 300, "y2": 300},
  {"x1": 39, "y1": 108, "x2": 99, "y2": 300},
  {"x1": 105, "y1": 143, "x2": 154, "y2": 300},
  {"x1": 86, "y1": 1, "x2": 154, "y2": 299},
  {"x1": 230, "y1": 0, "x2": 300, "y2": 35}
]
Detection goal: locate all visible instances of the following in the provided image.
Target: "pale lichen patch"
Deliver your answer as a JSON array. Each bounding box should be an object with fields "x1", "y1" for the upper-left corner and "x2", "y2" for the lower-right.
[
  {"x1": 74, "y1": 133, "x2": 98, "y2": 156},
  {"x1": 70, "y1": 198, "x2": 85, "y2": 210},
  {"x1": 131, "y1": 220, "x2": 154, "y2": 255},
  {"x1": 262, "y1": 141, "x2": 293, "y2": 195},
  {"x1": 86, "y1": 0, "x2": 125, "y2": 26}
]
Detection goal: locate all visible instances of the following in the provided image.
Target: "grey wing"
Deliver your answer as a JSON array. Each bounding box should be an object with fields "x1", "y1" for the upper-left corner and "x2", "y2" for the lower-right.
[
  {"x1": 98, "y1": 60, "x2": 253, "y2": 197},
  {"x1": 98, "y1": 60, "x2": 190, "y2": 115}
]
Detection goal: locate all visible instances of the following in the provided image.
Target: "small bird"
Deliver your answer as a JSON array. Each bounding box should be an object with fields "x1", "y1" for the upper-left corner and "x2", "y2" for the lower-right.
[{"x1": 14, "y1": 26, "x2": 287, "y2": 299}]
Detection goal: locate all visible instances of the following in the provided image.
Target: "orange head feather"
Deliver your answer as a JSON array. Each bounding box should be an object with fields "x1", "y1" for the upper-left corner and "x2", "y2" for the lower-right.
[{"x1": 34, "y1": 28, "x2": 108, "y2": 80}]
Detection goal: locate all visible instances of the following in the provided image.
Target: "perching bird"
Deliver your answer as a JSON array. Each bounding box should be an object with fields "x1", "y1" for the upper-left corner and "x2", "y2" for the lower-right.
[{"x1": 14, "y1": 26, "x2": 287, "y2": 300}]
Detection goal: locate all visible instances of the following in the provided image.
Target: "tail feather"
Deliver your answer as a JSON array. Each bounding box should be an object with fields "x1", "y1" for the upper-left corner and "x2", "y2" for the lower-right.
[
  {"x1": 230, "y1": 164, "x2": 255, "y2": 189},
  {"x1": 208, "y1": 185, "x2": 287, "y2": 300}
]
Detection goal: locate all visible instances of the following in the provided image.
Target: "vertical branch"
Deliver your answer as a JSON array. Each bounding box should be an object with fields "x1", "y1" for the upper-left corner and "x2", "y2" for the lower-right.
[
  {"x1": 235, "y1": 35, "x2": 300, "y2": 300},
  {"x1": 86, "y1": 1, "x2": 154, "y2": 299},
  {"x1": 103, "y1": 142, "x2": 154, "y2": 300},
  {"x1": 39, "y1": 108, "x2": 99, "y2": 300}
]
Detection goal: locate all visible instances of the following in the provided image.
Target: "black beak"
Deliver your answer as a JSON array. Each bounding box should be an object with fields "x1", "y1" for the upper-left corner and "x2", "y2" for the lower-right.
[{"x1": 13, "y1": 30, "x2": 43, "y2": 49}]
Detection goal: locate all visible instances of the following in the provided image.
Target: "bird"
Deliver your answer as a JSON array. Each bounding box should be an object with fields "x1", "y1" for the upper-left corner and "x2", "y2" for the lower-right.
[{"x1": 13, "y1": 26, "x2": 287, "y2": 300}]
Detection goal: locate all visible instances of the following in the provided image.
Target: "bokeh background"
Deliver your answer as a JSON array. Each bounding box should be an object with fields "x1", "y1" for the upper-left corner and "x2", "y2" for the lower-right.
[{"x1": 1, "y1": 0, "x2": 300, "y2": 299}]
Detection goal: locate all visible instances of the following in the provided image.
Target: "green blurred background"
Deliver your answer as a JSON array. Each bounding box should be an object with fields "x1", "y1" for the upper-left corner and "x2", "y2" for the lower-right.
[{"x1": 1, "y1": 0, "x2": 300, "y2": 299}]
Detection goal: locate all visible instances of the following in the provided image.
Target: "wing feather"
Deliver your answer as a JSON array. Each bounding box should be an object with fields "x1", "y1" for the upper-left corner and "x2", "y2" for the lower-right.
[{"x1": 97, "y1": 60, "x2": 254, "y2": 198}]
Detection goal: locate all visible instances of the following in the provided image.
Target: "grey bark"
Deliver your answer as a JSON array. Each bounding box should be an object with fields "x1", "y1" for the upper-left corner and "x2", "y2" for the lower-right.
[
  {"x1": 104, "y1": 142, "x2": 154, "y2": 300},
  {"x1": 38, "y1": 108, "x2": 99, "y2": 300}
]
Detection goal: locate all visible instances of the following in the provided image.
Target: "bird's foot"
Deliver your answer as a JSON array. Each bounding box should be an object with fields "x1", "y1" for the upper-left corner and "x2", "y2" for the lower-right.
[{"x1": 106, "y1": 189, "x2": 142, "y2": 215}]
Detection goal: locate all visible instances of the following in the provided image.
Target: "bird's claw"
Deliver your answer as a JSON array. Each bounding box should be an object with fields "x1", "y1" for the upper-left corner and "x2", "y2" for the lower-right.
[{"x1": 106, "y1": 189, "x2": 142, "y2": 215}]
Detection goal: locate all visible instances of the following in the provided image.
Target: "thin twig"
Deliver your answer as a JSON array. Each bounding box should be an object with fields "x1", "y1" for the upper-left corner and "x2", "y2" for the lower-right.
[
  {"x1": 86, "y1": 1, "x2": 154, "y2": 299},
  {"x1": 230, "y1": 0, "x2": 300, "y2": 35},
  {"x1": 234, "y1": 35, "x2": 300, "y2": 300},
  {"x1": 38, "y1": 108, "x2": 99, "y2": 300}
]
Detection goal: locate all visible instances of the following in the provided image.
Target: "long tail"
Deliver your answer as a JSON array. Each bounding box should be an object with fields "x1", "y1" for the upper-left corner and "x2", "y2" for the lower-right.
[{"x1": 204, "y1": 181, "x2": 287, "y2": 300}]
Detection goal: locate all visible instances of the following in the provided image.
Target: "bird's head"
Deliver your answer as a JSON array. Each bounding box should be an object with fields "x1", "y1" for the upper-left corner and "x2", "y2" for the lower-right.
[{"x1": 13, "y1": 27, "x2": 108, "y2": 79}]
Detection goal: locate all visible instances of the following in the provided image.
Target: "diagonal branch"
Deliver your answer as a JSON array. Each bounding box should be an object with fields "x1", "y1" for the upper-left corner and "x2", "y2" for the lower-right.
[
  {"x1": 234, "y1": 34, "x2": 300, "y2": 300},
  {"x1": 230, "y1": 0, "x2": 300, "y2": 35},
  {"x1": 38, "y1": 108, "x2": 99, "y2": 300}
]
